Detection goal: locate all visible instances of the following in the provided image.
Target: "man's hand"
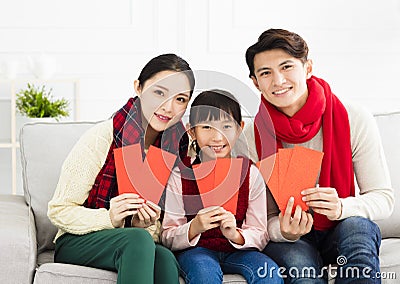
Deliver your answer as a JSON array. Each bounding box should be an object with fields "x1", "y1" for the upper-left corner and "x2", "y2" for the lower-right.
[
  {"x1": 279, "y1": 197, "x2": 313, "y2": 241},
  {"x1": 109, "y1": 193, "x2": 144, "y2": 228},
  {"x1": 302, "y1": 186, "x2": 342, "y2": 220}
]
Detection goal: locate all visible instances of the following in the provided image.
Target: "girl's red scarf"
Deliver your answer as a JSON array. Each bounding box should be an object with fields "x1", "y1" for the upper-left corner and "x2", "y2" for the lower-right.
[
  {"x1": 254, "y1": 76, "x2": 354, "y2": 231},
  {"x1": 84, "y1": 96, "x2": 188, "y2": 209}
]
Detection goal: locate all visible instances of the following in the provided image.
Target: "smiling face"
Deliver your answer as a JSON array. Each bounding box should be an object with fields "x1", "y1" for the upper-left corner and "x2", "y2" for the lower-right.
[
  {"x1": 190, "y1": 115, "x2": 243, "y2": 160},
  {"x1": 251, "y1": 49, "x2": 313, "y2": 117},
  {"x1": 135, "y1": 70, "x2": 191, "y2": 133}
]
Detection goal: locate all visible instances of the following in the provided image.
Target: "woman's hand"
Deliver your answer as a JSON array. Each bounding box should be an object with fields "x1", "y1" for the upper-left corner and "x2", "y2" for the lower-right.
[
  {"x1": 109, "y1": 193, "x2": 144, "y2": 228},
  {"x1": 188, "y1": 206, "x2": 225, "y2": 241},
  {"x1": 131, "y1": 202, "x2": 161, "y2": 228},
  {"x1": 279, "y1": 197, "x2": 313, "y2": 241},
  {"x1": 220, "y1": 210, "x2": 244, "y2": 245},
  {"x1": 301, "y1": 186, "x2": 342, "y2": 220}
]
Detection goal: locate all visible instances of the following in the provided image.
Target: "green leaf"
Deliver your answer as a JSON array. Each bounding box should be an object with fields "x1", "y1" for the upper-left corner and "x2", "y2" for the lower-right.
[{"x1": 15, "y1": 83, "x2": 70, "y2": 119}]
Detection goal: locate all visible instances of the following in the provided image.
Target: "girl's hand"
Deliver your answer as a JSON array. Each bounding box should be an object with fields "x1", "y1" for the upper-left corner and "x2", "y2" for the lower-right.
[
  {"x1": 109, "y1": 193, "x2": 144, "y2": 228},
  {"x1": 301, "y1": 186, "x2": 342, "y2": 220},
  {"x1": 131, "y1": 202, "x2": 161, "y2": 228},
  {"x1": 188, "y1": 206, "x2": 225, "y2": 240},
  {"x1": 279, "y1": 197, "x2": 313, "y2": 241},
  {"x1": 220, "y1": 210, "x2": 244, "y2": 245}
]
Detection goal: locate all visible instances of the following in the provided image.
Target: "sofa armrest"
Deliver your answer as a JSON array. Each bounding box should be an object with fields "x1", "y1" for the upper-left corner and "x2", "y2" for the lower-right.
[{"x1": 0, "y1": 194, "x2": 37, "y2": 284}]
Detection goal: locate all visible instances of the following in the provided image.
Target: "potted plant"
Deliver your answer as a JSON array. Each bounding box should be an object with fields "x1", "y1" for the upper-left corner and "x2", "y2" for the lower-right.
[{"x1": 16, "y1": 83, "x2": 69, "y2": 121}]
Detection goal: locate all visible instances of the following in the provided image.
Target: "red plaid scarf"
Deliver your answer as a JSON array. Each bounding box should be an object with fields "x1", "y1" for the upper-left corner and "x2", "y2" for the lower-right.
[
  {"x1": 254, "y1": 76, "x2": 354, "y2": 231},
  {"x1": 179, "y1": 156, "x2": 251, "y2": 252},
  {"x1": 84, "y1": 97, "x2": 188, "y2": 209}
]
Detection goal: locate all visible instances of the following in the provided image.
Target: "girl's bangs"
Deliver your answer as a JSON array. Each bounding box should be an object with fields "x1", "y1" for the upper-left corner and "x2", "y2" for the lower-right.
[{"x1": 190, "y1": 106, "x2": 235, "y2": 126}]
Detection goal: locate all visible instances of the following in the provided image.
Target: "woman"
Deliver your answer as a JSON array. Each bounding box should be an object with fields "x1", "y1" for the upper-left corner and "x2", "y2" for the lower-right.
[
  {"x1": 48, "y1": 53, "x2": 195, "y2": 284},
  {"x1": 244, "y1": 29, "x2": 394, "y2": 283}
]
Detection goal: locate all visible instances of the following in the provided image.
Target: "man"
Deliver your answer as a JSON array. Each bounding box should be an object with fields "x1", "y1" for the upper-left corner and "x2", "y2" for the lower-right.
[{"x1": 243, "y1": 28, "x2": 394, "y2": 283}]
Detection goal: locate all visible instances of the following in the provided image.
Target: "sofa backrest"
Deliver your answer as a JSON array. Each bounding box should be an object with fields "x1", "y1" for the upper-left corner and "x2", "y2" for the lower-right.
[
  {"x1": 20, "y1": 121, "x2": 98, "y2": 253},
  {"x1": 373, "y1": 111, "x2": 400, "y2": 238}
]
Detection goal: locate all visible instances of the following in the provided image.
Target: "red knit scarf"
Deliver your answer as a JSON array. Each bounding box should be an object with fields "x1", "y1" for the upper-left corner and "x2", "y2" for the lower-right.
[
  {"x1": 84, "y1": 97, "x2": 188, "y2": 209},
  {"x1": 179, "y1": 156, "x2": 251, "y2": 252},
  {"x1": 254, "y1": 76, "x2": 354, "y2": 231}
]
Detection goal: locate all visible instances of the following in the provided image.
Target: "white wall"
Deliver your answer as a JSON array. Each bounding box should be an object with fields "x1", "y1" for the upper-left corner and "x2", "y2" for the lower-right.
[{"x1": 1, "y1": 0, "x2": 400, "y2": 119}]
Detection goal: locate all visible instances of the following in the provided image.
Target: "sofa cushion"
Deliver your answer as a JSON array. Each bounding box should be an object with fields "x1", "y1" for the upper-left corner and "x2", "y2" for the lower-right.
[
  {"x1": 34, "y1": 263, "x2": 117, "y2": 284},
  {"x1": 20, "y1": 121, "x2": 97, "y2": 253},
  {"x1": 373, "y1": 112, "x2": 400, "y2": 238}
]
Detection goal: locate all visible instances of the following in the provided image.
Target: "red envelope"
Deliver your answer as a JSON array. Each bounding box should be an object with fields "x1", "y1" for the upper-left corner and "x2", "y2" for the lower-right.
[
  {"x1": 278, "y1": 148, "x2": 292, "y2": 189},
  {"x1": 215, "y1": 158, "x2": 243, "y2": 214},
  {"x1": 256, "y1": 154, "x2": 281, "y2": 208},
  {"x1": 191, "y1": 159, "x2": 216, "y2": 205},
  {"x1": 114, "y1": 143, "x2": 142, "y2": 195},
  {"x1": 280, "y1": 146, "x2": 324, "y2": 212},
  {"x1": 114, "y1": 144, "x2": 177, "y2": 205},
  {"x1": 256, "y1": 146, "x2": 324, "y2": 214},
  {"x1": 277, "y1": 148, "x2": 293, "y2": 211},
  {"x1": 193, "y1": 158, "x2": 243, "y2": 214}
]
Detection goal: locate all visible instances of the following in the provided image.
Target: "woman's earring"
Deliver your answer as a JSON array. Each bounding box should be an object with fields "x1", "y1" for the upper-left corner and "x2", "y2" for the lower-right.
[{"x1": 191, "y1": 139, "x2": 197, "y2": 153}]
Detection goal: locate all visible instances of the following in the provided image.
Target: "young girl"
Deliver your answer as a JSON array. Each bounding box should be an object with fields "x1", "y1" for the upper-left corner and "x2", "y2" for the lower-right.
[
  {"x1": 162, "y1": 90, "x2": 283, "y2": 284},
  {"x1": 48, "y1": 54, "x2": 195, "y2": 284}
]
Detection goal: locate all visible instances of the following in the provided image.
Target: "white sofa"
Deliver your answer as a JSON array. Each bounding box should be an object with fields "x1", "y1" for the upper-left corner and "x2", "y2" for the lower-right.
[{"x1": 0, "y1": 111, "x2": 399, "y2": 283}]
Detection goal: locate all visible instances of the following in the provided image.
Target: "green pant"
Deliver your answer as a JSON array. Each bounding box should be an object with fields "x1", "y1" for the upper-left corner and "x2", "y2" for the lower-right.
[{"x1": 55, "y1": 228, "x2": 179, "y2": 284}]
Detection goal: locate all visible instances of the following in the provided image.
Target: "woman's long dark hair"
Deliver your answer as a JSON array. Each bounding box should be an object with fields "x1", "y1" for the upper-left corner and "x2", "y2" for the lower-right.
[{"x1": 137, "y1": 53, "x2": 195, "y2": 97}]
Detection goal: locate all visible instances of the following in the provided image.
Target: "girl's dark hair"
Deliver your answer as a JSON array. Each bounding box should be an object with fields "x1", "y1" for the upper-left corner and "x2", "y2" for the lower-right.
[
  {"x1": 245, "y1": 29, "x2": 309, "y2": 78},
  {"x1": 189, "y1": 89, "x2": 242, "y2": 127},
  {"x1": 137, "y1": 53, "x2": 195, "y2": 97}
]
